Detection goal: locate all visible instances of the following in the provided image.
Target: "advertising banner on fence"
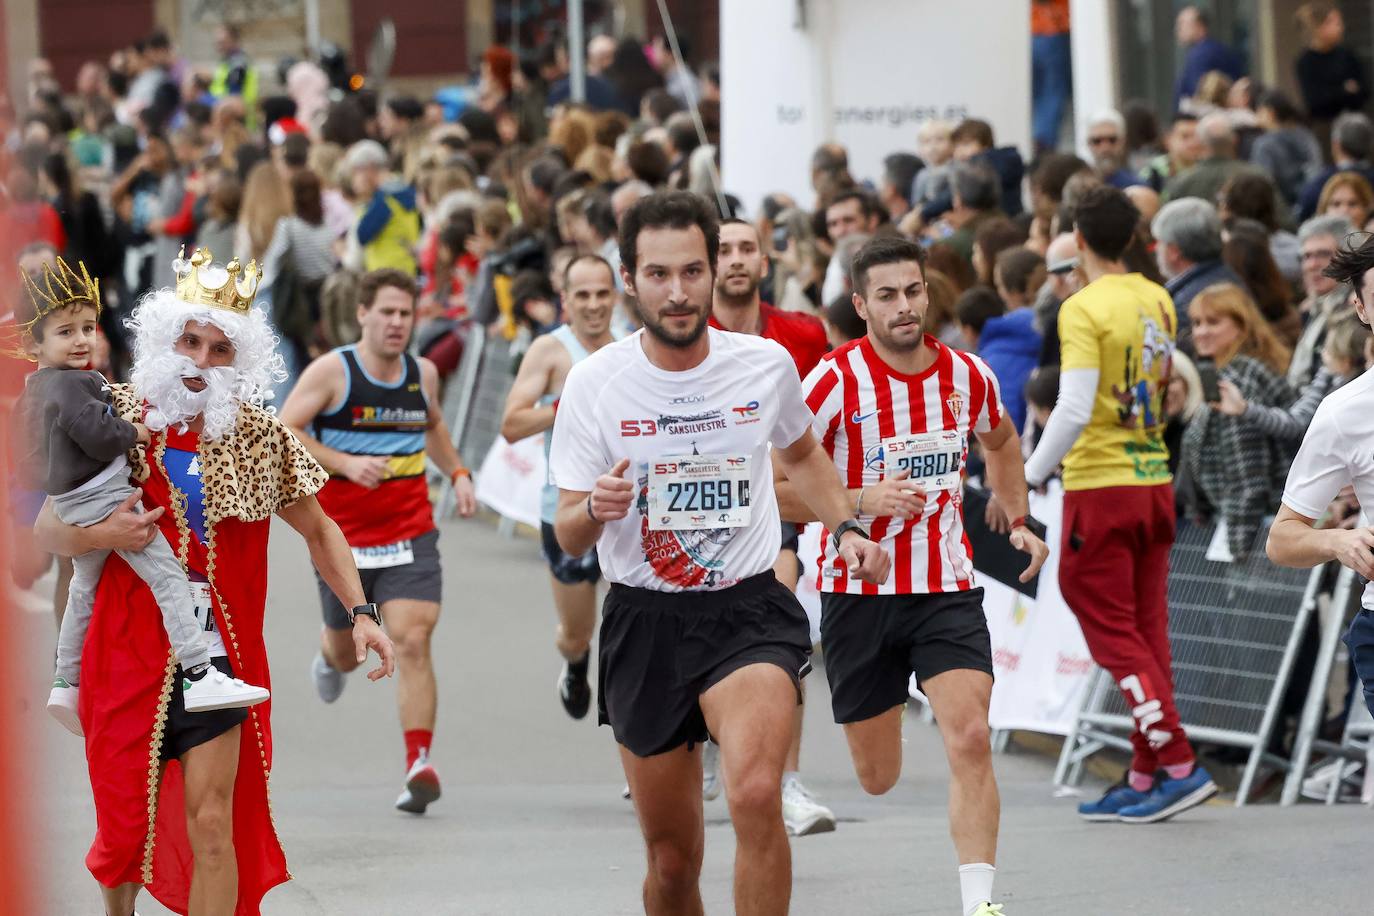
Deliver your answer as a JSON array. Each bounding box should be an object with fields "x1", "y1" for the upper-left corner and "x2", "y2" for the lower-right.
[{"x1": 474, "y1": 434, "x2": 546, "y2": 530}]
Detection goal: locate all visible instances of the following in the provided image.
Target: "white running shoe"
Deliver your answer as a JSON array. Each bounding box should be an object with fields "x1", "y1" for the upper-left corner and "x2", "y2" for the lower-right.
[
  {"x1": 312, "y1": 651, "x2": 345, "y2": 704},
  {"x1": 621, "y1": 784, "x2": 632, "y2": 800},
  {"x1": 182, "y1": 668, "x2": 269, "y2": 712},
  {"x1": 781, "y1": 775, "x2": 836, "y2": 837},
  {"x1": 395, "y1": 749, "x2": 442, "y2": 814},
  {"x1": 47, "y1": 678, "x2": 82, "y2": 737},
  {"x1": 702, "y1": 740, "x2": 722, "y2": 801}
]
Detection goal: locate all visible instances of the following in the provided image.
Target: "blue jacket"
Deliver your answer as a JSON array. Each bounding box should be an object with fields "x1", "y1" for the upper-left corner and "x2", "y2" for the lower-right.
[
  {"x1": 1165, "y1": 260, "x2": 1242, "y2": 355},
  {"x1": 1175, "y1": 37, "x2": 1244, "y2": 107},
  {"x1": 977, "y1": 308, "x2": 1042, "y2": 433},
  {"x1": 1103, "y1": 167, "x2": 1145, "y2": 189},
  {"x1": 920, "y1": 146, "x2": 1026, "y2": 222}
]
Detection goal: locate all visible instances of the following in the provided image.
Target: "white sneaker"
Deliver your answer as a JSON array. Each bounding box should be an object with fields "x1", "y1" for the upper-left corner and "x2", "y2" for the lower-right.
[
  {"x1": 621, "y1": 783, "x2": 632, "y2": 800},
  {"x1": 702, "y1": 740, "x2": 722, "y2": 801},
  {"x1": 182, "y1": 667, "x2": 270, "y2": 712},
  {"x1": 47, "y1": 678, "x2": 82, "y2": 737},
  {"x1": 1301, "y1": 758, "x2": 1363, "y2": 802},
  {"x1": 781, "y1": 775, "x2": 836, "y2": 837},
  {"x1": 396, "y1": 750, "x2": 442, "y2": 814},
  {"x1": 312, "y1": 651, "x2": 345, "y2": 704}
]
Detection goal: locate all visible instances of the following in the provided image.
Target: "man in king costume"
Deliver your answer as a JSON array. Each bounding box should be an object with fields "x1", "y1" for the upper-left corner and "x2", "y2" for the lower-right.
[{"x1": 36, "y1": 249, "x2": 396, "y2": 916}]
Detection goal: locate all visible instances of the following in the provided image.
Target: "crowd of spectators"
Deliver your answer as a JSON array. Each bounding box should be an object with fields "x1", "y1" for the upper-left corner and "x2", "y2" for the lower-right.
[{"x1": 5, "y1": 3, "x2": 1374, "y2": 581}]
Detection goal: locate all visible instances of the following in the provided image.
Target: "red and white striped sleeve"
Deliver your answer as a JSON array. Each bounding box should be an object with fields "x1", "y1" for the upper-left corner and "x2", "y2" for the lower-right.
[
  {"x1": 801, "y1": 357, "x2": 845, "y2": 454},
  {"x1": 966, "y1": 353, "x2": 1005, "y2": 434}
]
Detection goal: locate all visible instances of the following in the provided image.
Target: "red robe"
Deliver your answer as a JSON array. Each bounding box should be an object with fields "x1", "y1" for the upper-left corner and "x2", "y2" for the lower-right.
[{"x1": 80, "y1": 388, "x2": 327, "y2": 915}]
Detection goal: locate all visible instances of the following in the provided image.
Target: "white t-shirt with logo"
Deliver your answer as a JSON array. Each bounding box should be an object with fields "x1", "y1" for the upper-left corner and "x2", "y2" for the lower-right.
[
  {"x1": 549, "y1": 327, "x2": 814, "y2": 591},
  {"x1": 1280, "y1": 366, "x2": 1374, "y2": 609}
]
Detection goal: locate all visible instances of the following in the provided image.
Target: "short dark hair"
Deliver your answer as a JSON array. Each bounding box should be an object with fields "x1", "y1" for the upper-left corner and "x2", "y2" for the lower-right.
[
  {"x1": 950, "y1": 163, "x2": 1000, "y2": 212},
  {"x1": 851, "y1": 235, "x2": 926, "y2": 296},
  {"x1": 995, "y1": 247, "x2": 1047, "y2": 296},
  {"x1": 882, "y1": 153, "x2": 923, "y2": 206},
  {"x1": 386, "y1": 96, "x2": 424, "y2": 121},
  {"x1": 719, "y1": 216, "x2": 760, "y2": 244},
  {"x1": 827, "y1": 189, "x2": 876, "y2": 221},
  {"x1": 626, "y1": 140, "x2": 670, "y2": 186},
  {"x1": 951, "y1": 118, "x2": 995, "y2": 149},
  {"x1": 826, "y1": 292, "x2": 866, "y2": 342},
  {"x1": 1024, "y1": 365, "x2": 1060, "y2": 410},
  {"x1": 1074, "y1": 185, "x2": 1140, "y2": 261},
  {"x1": 1325, "y1": 232, "x2": 1374, "y2": 302},
  {"x1": 359, "y1": 268, "x2": 417, "y2": 307},
  {"x1": 1219, "y1": 172, "x2": 1279, "y2": 231},
  {"x1": 955, "y1": 286, "x2": 1005, "y2": 336},
  {"x1": 581, "y1": 191, "x2": 618, "y2": 241},
  {"x1": 1257, "y1": 88, "x2": 1304, "y2": 125},
  {"x1": 1031, "y1": 152, "x2": 1091, "y2": 203},
  {"x1": 642, "y1": 88, "x2": 681, "y2": 124},
  {"x1": 618, "y1": 190, "x2": 720, "y2": 277},
  {"x1": 281, "y1": 132, "x2": 311, "y2": 168},
  {"x1": 564, "y1": 253, "x2": 616, "y2": 288},
  {"x1": 665, "y1": 113, "x2": 699, "y2": 157},
  {"x1": 511, "y1": 270, "x2": 555, "y2": 326},
  {"x1": 526, "y1": 155, "x2": 567, "y2": 196}
]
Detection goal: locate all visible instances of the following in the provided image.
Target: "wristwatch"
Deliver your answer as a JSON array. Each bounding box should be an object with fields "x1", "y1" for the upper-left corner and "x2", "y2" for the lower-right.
[
  {"x1": 347, "y1": 602, "x2": 383, "y2": 627},
  {"x1": 831, "y1": 518, "x2": 870, "y2": 552}
]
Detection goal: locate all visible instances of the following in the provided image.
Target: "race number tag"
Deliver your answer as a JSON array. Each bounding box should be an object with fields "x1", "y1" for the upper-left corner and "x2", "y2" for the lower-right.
[
  {"x1": 189, "y1": 581, "x2": 216, "y2": 633},
  {"x1": 351, "y1": 539, "x2": 415, "y2": 569},
  {"x1": 648, "y1": 455, "x2": 752, "y2": 531},
  {"x1": 882, "y1": 431, "x2": 965, "y2": 493}
]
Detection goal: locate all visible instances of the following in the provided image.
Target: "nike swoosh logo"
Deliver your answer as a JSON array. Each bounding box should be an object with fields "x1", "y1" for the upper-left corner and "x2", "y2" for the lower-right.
[{"x1": 850, "y1": 410, "x2": 876, "y2": 424}]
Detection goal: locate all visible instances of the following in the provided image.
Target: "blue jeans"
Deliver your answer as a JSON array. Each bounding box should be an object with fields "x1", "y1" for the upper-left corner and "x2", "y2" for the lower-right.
[
  {"x1": 1032, "y1": 32, "x2": 1072, "y2": 151},
  {"x1": 1345, "y1": 608, "x2": 1374, "y2": 719}
]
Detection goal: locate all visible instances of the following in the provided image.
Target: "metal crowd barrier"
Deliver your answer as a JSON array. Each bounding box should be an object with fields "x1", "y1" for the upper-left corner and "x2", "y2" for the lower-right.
[
  {"x1": 1280, "y1": 565, "x2": 1364, "y2": 805},
  {"x1": 429, "y1": 323, "x2": 520, "y2": 527},
  {"x1": 1054, "y1": 520, "x2": 1321, "y2": 806}
]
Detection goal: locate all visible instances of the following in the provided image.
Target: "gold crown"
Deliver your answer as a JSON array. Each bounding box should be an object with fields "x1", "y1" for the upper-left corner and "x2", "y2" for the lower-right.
[
  {"x1": 20, "y1": 256, "x2": 101, "y2": 320},
  {"x1": 174, "y1": 247, "x2": 259, "y2": 315}
]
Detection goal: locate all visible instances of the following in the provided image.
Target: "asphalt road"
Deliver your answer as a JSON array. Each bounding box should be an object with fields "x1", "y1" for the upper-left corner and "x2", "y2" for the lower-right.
[{"x1": 25, "y1": 515, "x2": 1371, "y2": 915}]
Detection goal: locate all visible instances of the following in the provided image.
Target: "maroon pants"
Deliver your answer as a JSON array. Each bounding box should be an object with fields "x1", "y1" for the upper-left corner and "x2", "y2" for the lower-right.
[{"x1": 1059, "y1": 483, "x2": 1194, "y2": 773}]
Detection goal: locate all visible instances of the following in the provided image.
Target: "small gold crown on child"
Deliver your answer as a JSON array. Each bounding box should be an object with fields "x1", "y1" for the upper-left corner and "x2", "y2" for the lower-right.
[
  {"x1": 173, "y1": 247, "x2": 260, "y2": 315},
  {"x1": 20, "y1": 257, "x2": 101, "y2": 319}
]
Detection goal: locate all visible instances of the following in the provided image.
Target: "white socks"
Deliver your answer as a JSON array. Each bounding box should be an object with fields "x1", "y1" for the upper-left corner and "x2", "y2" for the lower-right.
[{"x1": 958, "y1": 863, "x2": 995, "y2": 916}]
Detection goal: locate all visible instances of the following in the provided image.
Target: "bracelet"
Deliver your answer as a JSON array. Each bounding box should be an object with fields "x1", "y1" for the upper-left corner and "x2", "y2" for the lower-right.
[
  {"x1": 585, "y1": 497, "x2": 599, "y2": 522},
  {"x1": 552, "y1": 398, "x2": 560, "y2": 416},
  {"x1": 451, "y1": 467, "x2": 471, "y2": 483},
  {"x1": 1010, "y1": 515, "x2": 1027, "y2": 530},
  {"x1": 856, "y1": 487, "x2": 866, "y2": 515}
]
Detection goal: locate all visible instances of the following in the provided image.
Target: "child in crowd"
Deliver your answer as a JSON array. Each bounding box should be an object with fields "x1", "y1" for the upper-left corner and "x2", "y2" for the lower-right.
[{"x1": 14, "y1": 258, "x2": 269, "y2": 736}]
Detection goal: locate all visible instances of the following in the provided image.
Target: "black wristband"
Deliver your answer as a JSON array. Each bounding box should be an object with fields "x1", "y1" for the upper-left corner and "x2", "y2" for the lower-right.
[{"x1": 585, "y1": 497, "x2": 599, "y2": 522}]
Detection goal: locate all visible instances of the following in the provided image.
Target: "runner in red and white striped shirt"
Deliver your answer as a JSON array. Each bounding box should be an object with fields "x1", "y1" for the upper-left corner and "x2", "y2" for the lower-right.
[
  {"x1": 803, "y1": 327, "x2": 1003, "y2": 594},
  {"x1": 777, "y1": 236, "x2": 1048, "y2": 916}
]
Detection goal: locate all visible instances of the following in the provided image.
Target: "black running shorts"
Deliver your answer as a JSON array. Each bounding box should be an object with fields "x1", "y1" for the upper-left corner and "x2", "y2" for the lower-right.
[
  {"x1": 820, "y1": 587, "x2": 993, "y2": 724},
  {"x1": 598, "y1": 572, "x2": 812, "y2": 757},
  {"x1": 160, "y1": 657, "x2": 249, "y2": 762},
  {"x1": 318, "y1": 529, "x2": 443, "y2": 629},
  {"x1": 540, "y1": 521, "x2": 602, "y2": 585}
]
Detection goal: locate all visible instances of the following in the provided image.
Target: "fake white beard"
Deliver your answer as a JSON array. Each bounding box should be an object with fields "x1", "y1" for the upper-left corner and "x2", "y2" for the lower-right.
[{"x1": 137, "y1": 353, "x2": 241, "y2": 441}]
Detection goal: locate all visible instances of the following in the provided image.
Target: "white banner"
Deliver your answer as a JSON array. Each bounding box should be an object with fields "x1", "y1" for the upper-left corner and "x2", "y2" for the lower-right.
[
  {"x1": 474, "y1": 435, "x2": 547, "y2": 530},
  {"x1": 722, "y1": 0, "x2": 1032, "y2": 213},
  {"x1": 796, "y1": 486, "x2": 1094, "y2": 736}
]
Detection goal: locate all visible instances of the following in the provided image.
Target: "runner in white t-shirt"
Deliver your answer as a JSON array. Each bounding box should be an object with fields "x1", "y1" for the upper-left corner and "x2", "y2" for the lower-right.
[
  {"x1": 1269, "y1": 235, "x2": 1374, "y2": 719},
  {"x1": 549, "y1": 191, "x2": 890, "y2": 914}
]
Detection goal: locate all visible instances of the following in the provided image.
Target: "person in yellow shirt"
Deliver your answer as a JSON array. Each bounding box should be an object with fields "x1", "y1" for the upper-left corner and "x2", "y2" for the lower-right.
[{"x1": 1025, "y1": 185, "x2": 1217, "y2": 824}]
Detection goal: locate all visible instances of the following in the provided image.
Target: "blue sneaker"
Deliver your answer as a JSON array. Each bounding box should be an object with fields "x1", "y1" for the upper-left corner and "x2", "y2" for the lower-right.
[
  {"x1": 1117, "y1": 766, "x2": 1218, "y2": 824},
  {"x1": 1077, "y1": 776, "x2": 1152, "y2": 822}
]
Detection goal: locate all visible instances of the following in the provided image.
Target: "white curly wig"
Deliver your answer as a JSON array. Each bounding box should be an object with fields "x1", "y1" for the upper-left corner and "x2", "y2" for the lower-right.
[{"x1": 126, "y1": 287, "x2": 286, "y2": 439}]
